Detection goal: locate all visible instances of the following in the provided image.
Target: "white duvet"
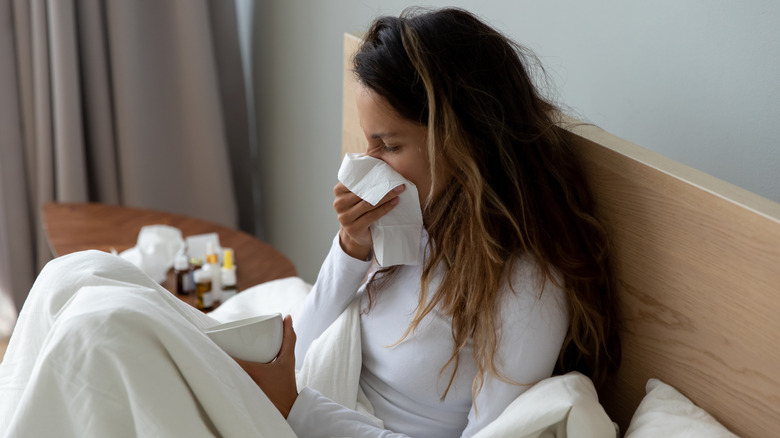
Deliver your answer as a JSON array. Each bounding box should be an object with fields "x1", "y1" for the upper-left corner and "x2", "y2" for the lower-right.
[{"x1": 0, "y1": 251, "x2": 616, "y2": 437}]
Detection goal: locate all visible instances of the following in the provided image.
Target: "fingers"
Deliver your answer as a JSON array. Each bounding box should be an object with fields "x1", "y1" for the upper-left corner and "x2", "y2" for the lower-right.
[
  {"x1": 342, "y1": 197, "x2": 399, "y2": 231},
  {"x1": 333, "y1": 183, "x2": 405, "y2": 260},
  {"x1": 278, "y1": 315, "x2": 296, "y2": 362},
  {"x1": 333, "y1": 183, "x2": 405, "y2": 225},
  {"x1": 378, "y1": 184, "x2": 407, "y2": 206}
]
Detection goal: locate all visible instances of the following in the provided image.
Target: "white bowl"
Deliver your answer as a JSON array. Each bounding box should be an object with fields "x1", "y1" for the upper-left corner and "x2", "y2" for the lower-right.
[{"x1": 204, "y1": 313, "x2": 283, "y2": 363}]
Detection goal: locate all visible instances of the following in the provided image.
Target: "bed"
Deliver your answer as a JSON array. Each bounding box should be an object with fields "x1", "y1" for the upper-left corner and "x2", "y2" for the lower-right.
[{"x1": 341, "y1": 33, "x2": 780, "y2": 437}]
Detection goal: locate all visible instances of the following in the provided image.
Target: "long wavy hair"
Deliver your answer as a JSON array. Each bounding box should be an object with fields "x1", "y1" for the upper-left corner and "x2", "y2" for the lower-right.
[{"x1": 353, "y1": 7, "x2": 621, "y2": 400}]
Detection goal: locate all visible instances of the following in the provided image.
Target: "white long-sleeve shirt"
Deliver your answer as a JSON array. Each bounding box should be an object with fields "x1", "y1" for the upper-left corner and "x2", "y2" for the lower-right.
[{"x1": 288, "y1": 233, "x2": 568, "y2": 438}]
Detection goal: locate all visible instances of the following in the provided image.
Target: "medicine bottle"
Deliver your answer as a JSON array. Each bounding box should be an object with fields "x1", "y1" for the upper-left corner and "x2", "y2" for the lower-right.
[
  {"x1": 189, "y1": 256, "x2": 203, "y2": 272},
  {"x1": 174, "y1": 253, "x2": 194, "y2": 295},
  {"x1": 194, "y1": 268, "x2": 214, "y2": 311},
  {"x1": 205, "y1": 242, "x2": 222, "y2": 305},
  {"x1": 221, "y1": 248, "x2": 237, "y2": 301}
]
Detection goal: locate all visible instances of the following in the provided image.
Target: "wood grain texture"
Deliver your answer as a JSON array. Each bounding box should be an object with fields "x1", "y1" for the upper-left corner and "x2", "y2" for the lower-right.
[
  {"x1": 342, "y1": 33, "x2": 364, "y2": 156},
  {"x1": 42, "y1": 203, "x2": 297, "y2": 297},
  {"x1": 343, "y1": 32, "x2": 780, "y2": 437},
  {"x1": 563, "y1": 125, "x2": 780, "y2": 435}
]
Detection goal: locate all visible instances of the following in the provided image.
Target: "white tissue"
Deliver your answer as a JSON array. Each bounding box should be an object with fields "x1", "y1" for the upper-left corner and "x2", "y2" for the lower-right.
[
  {"x1": 120, "y1": 225, "x2": 185, "y2": 283},
  {"x1": 337, "y1": 153, "x2": 423, "y2": 266}
]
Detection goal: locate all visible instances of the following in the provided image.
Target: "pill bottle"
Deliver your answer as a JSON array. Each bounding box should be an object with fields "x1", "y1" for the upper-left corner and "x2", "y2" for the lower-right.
[
  {"x1": 221, "y1": 248, "x2": 237, "y2": 301},
  {"x1": 205, "y1": 242, "x2": 222, "y2": 305},
  {"x1": 174, "y1": 253, "x2": 194, "y2": 295},
  {"x1": 189, "y1": 256, "x2": 203, "y2": 272},
  {"x1": 194, "y1": 268, "x2": 214, "y2": 311}
]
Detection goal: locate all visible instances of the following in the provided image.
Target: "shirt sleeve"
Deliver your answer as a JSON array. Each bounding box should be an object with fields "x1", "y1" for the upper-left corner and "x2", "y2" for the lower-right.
[
  {"x1": 293, "y1": 234, "x2": 373, "y2": 369},
  {"x1": 287, "y1": 388, "x2": 411, "y2": 438}
]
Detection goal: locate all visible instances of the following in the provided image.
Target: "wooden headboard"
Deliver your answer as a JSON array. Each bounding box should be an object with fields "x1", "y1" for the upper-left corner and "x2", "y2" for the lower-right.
[{"x1": 341, "y1": 33, "x2": 780, "y2": 436}]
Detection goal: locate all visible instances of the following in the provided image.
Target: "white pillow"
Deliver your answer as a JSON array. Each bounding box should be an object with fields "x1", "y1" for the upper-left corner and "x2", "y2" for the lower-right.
[{"x1": 625, "y1": 378, "x2": 738, "y2": 437}]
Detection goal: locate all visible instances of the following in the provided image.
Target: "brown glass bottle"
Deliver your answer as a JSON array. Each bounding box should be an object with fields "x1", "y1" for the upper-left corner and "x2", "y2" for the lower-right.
[
  {"x1": 194, "y1": 268, "x2": 214, "y2": 311},
  {"x1": 174, "y1": 254, "x2": 194, "y2": 295}
]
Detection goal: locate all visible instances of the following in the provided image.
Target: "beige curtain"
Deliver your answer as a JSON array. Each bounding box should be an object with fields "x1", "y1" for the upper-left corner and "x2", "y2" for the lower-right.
[{"x1": 0, "y1": 0, "x2": 260, "y2": 334}]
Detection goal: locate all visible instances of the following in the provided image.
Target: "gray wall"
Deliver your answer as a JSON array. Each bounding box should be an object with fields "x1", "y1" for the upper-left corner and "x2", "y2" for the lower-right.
[{"x1": 250, "y1": 0, "x2": 780, "y2": 283}]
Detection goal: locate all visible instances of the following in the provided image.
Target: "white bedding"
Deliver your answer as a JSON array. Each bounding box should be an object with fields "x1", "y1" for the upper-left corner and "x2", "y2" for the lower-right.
[{"x1": 0, "y1": 251, "x2": 616, "y2": 437}]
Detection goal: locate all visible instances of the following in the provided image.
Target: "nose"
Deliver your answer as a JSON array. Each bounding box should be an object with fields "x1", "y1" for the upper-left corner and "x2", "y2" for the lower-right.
[{"x1": 365, "y1": 144, "x2": 383, "y2": 160}]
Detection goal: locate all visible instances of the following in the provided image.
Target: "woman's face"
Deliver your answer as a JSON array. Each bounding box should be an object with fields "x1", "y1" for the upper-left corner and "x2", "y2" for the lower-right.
[{"x1": 356, "y1": 84, "x2": 432, "y2": 206}]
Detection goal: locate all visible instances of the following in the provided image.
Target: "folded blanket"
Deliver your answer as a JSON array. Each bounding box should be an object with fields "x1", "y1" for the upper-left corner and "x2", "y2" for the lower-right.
[{"x1": 0, "y1": 250, "x2": 616, "y2": 438}]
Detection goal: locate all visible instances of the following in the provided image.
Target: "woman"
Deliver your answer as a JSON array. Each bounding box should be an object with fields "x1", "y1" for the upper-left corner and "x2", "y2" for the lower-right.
[{"x1": 240, "y1": 7, "x2": 621, "y2": 438}]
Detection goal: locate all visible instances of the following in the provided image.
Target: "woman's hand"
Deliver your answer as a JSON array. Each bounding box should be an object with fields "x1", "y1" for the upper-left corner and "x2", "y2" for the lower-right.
[
  {"x1": 234, "y1": 315, "x2": 298, "y2": 418},
  {"x1": 333, "y1": 182, "x2": 405, "y2": 260}
]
